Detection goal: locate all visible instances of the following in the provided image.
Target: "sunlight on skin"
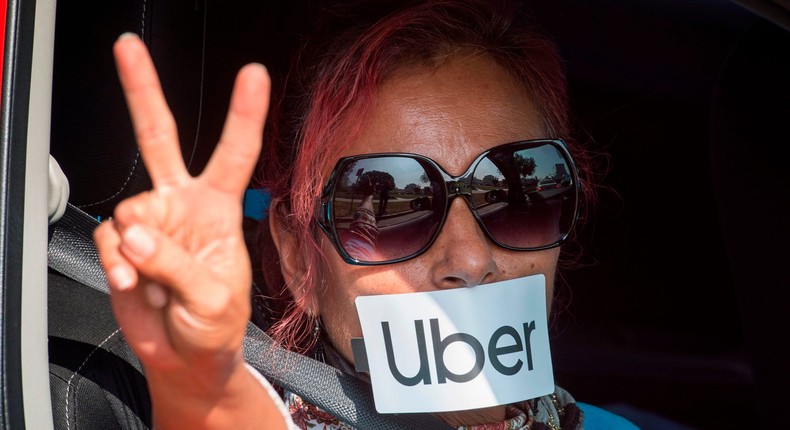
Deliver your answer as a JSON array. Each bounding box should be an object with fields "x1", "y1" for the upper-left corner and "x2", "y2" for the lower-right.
[{"x1": 275, "y1": 53, "x2": 559, "y2": 427}]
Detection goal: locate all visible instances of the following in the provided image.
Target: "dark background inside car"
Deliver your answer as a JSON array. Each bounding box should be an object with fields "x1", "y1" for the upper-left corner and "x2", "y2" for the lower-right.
[
  {"x1": 526, "y1": 2, "x2": 759, "y2": 428},
  {"x1": 48, "y1": 1, "x2": 789, "y2": 429}
]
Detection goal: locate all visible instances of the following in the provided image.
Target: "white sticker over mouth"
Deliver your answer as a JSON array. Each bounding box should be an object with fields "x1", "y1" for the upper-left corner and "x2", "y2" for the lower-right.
[{"x1": 354, "y1": 274, "x2": 554, "y2": 414}]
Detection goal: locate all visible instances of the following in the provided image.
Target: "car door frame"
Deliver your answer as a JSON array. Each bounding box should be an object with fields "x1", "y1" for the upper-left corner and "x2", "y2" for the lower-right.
[{"x1": 1, "y1": 0, "x2": 56, "y2": 428}]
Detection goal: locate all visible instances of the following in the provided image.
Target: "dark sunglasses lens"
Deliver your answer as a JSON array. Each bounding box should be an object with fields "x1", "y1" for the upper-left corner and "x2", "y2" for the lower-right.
[
  {"x1": 472, "y1": 143, "x2": 577, "y2": 249},
  {"x1": 331, "y1": 157, "x2": 444, "y2": 262}
]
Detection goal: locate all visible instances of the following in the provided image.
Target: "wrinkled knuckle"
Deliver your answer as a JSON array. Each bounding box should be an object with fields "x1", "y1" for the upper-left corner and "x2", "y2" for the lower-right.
[
  {"x1": 230, "y1": 106, "x2": 263, "y2": 125},
  {"x1": 218, "y1": 138, "x2": 258, "y2": 162},
  {"x1": 136, "y1": 121, "x2": 177, "y2": 146},
  {"x1": 131, "y1": 81, "x2": 163, "y2": 97}
]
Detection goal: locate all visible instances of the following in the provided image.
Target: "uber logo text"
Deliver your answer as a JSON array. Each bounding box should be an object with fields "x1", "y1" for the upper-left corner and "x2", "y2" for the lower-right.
[{"x1": 381, "y1": 318, "x2": 536, "y2": 386}]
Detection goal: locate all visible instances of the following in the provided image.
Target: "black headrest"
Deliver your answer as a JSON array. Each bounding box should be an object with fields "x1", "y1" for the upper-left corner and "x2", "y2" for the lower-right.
[
  {"x1": 49, "y1": 2, "x2": 210, "y2": 218},
  {"x1": 49, "y1": 1, "x2": 312, "y2": 219}
]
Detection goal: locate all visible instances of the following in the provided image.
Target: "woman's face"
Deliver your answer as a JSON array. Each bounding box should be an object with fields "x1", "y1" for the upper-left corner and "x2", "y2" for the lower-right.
[{"x1": 315, "y1": 53, "x2": 561, "y2": 366}]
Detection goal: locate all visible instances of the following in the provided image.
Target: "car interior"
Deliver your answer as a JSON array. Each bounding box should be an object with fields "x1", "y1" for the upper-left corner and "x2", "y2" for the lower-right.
[{"x1": 0, "y1": 0, "x2": 788, "y2": 429}]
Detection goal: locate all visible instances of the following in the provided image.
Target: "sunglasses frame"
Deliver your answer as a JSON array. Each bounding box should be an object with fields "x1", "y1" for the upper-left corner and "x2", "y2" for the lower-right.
[{"x1": 316, "y1": 138, "x2": 580, "y2": 266}]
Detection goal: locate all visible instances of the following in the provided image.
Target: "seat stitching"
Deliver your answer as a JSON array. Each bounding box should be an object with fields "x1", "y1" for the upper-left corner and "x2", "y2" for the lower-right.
[
  {"x1": 78, "y1": 152, "x2": 141, "y2": 208},
  {"x1": 78, "y1": 0, "x2": 148, "y2": 210},
  {"x1": 65, "y1": 329, "x2": 121, "y2": 430}
]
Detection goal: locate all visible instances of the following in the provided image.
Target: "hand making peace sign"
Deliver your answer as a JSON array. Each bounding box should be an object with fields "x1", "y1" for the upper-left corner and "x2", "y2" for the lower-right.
[{"x1": 94, "y1": 34, "x2": 286, "y2": 429}]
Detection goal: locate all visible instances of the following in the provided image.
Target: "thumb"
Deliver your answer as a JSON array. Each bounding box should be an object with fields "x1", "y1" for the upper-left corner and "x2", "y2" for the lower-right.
[{"x1": 120, "y1": 223, "x2": 250, "y2": 356}]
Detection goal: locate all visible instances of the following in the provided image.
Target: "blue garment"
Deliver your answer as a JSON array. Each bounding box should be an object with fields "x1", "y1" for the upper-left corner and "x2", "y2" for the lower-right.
[
  {"x1": 578, "y1": 403, "x2": 640, "y2": 430},
  {"x1": 243, "y1": 188, "x2": 271, "y2": 220}
]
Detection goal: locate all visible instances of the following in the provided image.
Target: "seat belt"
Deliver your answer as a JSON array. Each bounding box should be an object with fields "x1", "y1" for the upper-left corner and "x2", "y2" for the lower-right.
[
  {"x1": 47, "y1": 203, "x2": 451, "y2": 430},
  {"x1": 47, "y1": 203, "x2": 110, "y2": 293}
]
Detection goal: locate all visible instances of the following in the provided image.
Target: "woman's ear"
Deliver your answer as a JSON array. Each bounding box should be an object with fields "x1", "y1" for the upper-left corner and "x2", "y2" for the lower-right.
[{"x1": 268, "y1": 203, "x2": 319, "y2": 314}]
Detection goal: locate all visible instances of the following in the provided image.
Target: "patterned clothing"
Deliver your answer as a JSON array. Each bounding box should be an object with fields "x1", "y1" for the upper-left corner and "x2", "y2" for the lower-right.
[
  {"x1": 284, "y1": 388, "x2": 584, "y2": 430},
  {"x1": 282, "y1": 337, "x2": 584, "y2": 430},
  {"x1": 286, "y1": 393, "x2": 355, "y2": 430}
]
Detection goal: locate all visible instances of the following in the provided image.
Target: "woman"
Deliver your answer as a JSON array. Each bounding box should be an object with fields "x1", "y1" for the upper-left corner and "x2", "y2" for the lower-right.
[{"x1": 95, "y1": 1, "x2": 635, "y2": 429}]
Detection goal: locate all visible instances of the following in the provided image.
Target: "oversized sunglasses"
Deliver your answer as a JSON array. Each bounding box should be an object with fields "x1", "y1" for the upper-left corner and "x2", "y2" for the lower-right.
[{"x1": 316, "y1": 139, "x2": 580, "y2": 265}]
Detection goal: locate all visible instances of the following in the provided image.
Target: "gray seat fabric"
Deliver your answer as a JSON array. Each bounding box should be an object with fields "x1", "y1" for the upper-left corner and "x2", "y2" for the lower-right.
[{"x1": 48, "y1": 273, "x2": 151, "y2": 430}]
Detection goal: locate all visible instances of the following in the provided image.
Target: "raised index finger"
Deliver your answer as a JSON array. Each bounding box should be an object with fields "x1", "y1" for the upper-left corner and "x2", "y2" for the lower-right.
[{"x1": 114, "y1": 33, "x2": 189, "y2": 188}]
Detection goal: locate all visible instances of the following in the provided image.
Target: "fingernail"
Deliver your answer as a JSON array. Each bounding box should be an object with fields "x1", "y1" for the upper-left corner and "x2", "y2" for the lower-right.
[
  {"x1": 117, "y1": 32, "x2": 139, "y2": 41},
  {"x1": 108, "y1": 266, "x2": 135, "y2": 291},
  {"x1": 248, "y1": 62, "x2": 266, "y2": 70},
  {"x1": 145, "y1": 283, "x2": 169, "y2": 309},
  {"x1": 122, "y1": 225, "x2": 157, "y2": 260}
]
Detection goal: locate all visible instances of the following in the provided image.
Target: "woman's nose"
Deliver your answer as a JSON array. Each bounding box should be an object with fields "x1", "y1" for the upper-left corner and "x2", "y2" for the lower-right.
[{"x1": 427, "y1": 198, "x2": 498, "y2": 289}]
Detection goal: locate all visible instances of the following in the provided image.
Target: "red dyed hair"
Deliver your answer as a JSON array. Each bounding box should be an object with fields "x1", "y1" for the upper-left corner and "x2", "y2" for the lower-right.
[{"x1": 255, "y1": 0, "x2": 599, "y2": 353}]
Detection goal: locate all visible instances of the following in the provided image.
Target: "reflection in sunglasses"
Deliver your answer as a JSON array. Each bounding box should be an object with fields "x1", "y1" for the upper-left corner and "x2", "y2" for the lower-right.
[{"x1": 319, "y1": 140, "x2": 579, "y2": 264}]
